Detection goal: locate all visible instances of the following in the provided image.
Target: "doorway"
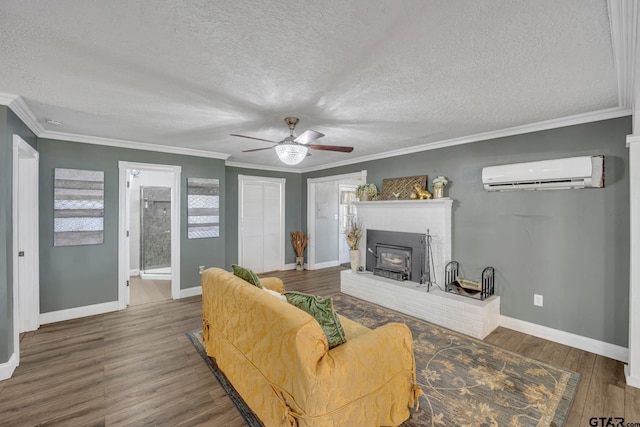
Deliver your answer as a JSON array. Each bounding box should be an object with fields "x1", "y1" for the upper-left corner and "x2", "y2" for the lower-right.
[
  {"x1": 10, "y1": 135, "x2": 39, "y2": 377},
  {"x1": 307, "y1": 171, "x2": 366, "y2": 269},
  {"x1": 338, "y1": 184, "x2": 358, "y2": 264},
  {"x1": 238, "y1": 175, "x2": 285, "y2": 273},
  {"x1": 118, "y1": 162, "x2": 181, "y2": 309}
]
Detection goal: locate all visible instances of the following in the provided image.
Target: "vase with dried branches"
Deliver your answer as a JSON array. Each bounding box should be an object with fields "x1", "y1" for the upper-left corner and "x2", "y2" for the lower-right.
[
  {"x1": 290, "y1": 231, "x2": 308, "y2": 271},
  {"x1": 344, "y1": 219, "x2": 364, "y2": 271}
]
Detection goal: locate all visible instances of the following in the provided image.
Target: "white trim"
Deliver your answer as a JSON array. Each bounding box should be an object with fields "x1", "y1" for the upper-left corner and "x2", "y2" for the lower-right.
[
  {"x1": 627, "y1": 137, "x2": 640, "y2": 388},
  {"x1": 310, "y1": 260, "x2": 341, "y2": 270},
  {"x1": 307, "y1": 171, "x2": 366, "y2": 269},
  {"x1": 282, "y1": 263, "x2": 296, "y2": 271},
  {"x1": 608, "y1": 0, "x2": 639, "y2": 109},
  {"x1": 10, "y1": 140, "x2": 19, "y2": 372},
  {"x1": 625, "y1": 365, "x2": 640, "y2": 388},
  {"x1": 129, "y1": 269, "x2": 140, "y2": 277},
  {"x1": 10, "y1": 135, "x2": 39, "y2": 378},
  {"x1": 0, "y1": 92, "x2": 631, "y2": 173},
  {"x1": 627, "y1": 134, "x2": 640, "y2": 147},
  {"x1": 118, "y1": 161, "x2": 182, "y2": 310},
  {"x1": 301, "y1": 107, "x2": 632, "y2": 173},
  {"x1": 7, "y1": 96, "x2": 44, "y2": 136},
  {"x1": 0, "y1": 92, "x2": 18, "y2": 106},
  {"x1": 225, "y1": 161, "x2": 302, "y2": 174},
  {"x1": 42, "y1": 130, "x2": 230, "y2": 160},
  {"x1": 500, "y1": 315, "x2": 629, "y2": 363},
  {"x1": 12, "y1": 136, "x2": 40, "y2": 335},
  {"x1": 0, "y1": 353, "x2": 18, "y2": 381},
  {"x1": 39, "y1": 301, "x2": 119, "y2": 325},
  {"x1": 238, "y1": 175, "x2": 286, "y2": 272},
  {"x1": 139, "y1": 272, "x2": 171, "y2": 281},
  {"x1": 179, "y1": 286, "x2": 202, "y2": 298}
]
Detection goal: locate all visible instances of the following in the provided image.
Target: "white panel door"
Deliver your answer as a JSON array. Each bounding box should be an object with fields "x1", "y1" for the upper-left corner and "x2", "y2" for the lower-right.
[
  {"x1": 262, "y1": 183, "x2": 282, "y2": 272},
  {"x1": 239, "y1": 176, "x2": 285, "y2": 273}
]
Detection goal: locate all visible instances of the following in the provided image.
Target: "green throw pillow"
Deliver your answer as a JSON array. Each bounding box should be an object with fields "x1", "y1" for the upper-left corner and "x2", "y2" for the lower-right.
[
  {"x1": 231, "y1": 264, "x2": 263, "y2": 289},
  {"x1": 284, "y1": 291, "x2": 346, "y2": 349}
]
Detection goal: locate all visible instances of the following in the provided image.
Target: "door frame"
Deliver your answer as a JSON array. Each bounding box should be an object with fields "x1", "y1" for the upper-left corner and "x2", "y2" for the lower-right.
[
  {"x1": 10, "y1": 135, "x2": 39, "y2": 376},
  {"x1": 306, "y1": 170, "x2": 366, "y2": 270},
  {"x1": 238, "y1": 175, "x2": 286, "y2": 271},
  {"x1": 118, "y1": 161, "x2": 181, "y2": 309}
]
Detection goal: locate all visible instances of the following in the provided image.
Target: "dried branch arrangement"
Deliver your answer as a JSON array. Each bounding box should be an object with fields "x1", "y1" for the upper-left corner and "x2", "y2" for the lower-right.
[{"x1": 290, "y1": 231, "x2": 308, "y2": 257}]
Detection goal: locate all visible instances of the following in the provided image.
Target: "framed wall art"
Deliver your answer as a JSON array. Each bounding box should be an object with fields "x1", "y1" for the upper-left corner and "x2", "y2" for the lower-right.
[
  {"x1": 187, "y1": 177, "x2": 220, "y2": 239},
  {"x1": 54, "y1": 168, "x2": 105, "y2": 246}
]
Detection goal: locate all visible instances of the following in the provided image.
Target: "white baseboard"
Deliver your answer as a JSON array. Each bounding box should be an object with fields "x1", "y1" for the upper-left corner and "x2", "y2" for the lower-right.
[
  {"x1": 625, "y1": 365, "x2": 640, "y2": 389},
  {"x1": 283, "y1": 263, "x2": 296, "y2": 270},
  {"x1": 39, "y1": 301, "x2": 119, "y2": 325},
  {"x1": 129, "y1": 269, "x2": 140, "y2": 277},
  {"x1": 500, "y1": 315, "x2": 629, "y2": 363},
  {"x1": 179, "y1": 286, "x2": 202, "y2": 298},
  {"x1": 139, "y1": 272, "x2": 171, "y2": 280},
  {"x1": 0, "y1": 353, "x2": 18, "y2": 381},
  {"x1": 310, "y1": 260, "x2": 340, "y2": 270}
]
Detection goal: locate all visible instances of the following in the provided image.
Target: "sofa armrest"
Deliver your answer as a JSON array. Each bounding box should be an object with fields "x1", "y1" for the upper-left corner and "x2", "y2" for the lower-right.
[
  {"x1": 261, "y1": 277, "x2": 285, "y2": 294},
  {"x1": 309, "y1": 322, "x2": 418, "y2": 412}
]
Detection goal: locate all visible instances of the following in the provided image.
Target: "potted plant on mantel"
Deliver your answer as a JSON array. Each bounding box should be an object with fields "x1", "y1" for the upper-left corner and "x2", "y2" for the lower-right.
[
  {"x1": 355, "y1": 183, "x2": 378, "y2": 201},
  {"x1": 344, "y1": 219, "x2": 364, "y2": 272},
  {"x1": 290, "y1": 231, "x2": 308, "y2": 271}
]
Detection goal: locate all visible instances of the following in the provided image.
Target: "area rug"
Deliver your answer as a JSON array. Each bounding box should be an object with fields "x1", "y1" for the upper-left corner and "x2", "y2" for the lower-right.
[{"x1": 187, "y1": 293, "x2": 580, "y2": 427}]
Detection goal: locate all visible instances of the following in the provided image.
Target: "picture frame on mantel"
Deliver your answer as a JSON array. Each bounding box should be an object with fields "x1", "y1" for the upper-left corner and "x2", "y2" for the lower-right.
[{"x1": 381, "y1": 175, "x2": 428, "y2": 200}]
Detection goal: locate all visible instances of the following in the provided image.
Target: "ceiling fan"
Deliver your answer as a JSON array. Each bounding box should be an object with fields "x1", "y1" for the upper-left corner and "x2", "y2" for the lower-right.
[{"x1": 230, "y1": 117, "x2": 354, "y2": 165}]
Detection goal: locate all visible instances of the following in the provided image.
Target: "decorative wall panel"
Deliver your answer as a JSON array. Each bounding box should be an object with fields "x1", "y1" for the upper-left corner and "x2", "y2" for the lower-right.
[
  {"x1": 187, "y1": 178, "x2": 219, "y2": 239},
  {"x1": 54, "y1": 168, "x2": 104, "y2": 246}
]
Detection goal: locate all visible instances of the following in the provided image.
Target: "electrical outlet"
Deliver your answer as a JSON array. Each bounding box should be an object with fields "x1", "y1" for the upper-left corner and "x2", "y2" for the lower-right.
[
  {"x1": 534, "y1": 294, "x2": 543, "y2": 307},
  {"x1": 198, "y1": 265, "x2": 205, "y2": 275}
]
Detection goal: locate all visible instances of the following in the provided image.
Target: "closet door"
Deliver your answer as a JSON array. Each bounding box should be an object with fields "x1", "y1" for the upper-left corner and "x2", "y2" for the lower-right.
[{"x1": 239, "y1": 176, "x2": 285, "y2": 273}]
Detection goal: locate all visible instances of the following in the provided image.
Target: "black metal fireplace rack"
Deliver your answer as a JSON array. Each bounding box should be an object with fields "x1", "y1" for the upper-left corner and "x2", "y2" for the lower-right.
[{"x1": 444, "y1": 261, "x2": 495, "y2": 301}]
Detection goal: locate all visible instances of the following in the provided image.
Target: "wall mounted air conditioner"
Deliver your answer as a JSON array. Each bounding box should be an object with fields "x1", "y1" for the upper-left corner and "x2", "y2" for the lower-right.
[{"x1": 482, "y1": 155, "x2": 604, "y2": 191}]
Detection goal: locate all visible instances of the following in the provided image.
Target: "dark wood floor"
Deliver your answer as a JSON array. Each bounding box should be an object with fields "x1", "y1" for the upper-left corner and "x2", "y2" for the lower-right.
[{"x1": 0, "y1": 266, "x2": 637, "y2": 426}]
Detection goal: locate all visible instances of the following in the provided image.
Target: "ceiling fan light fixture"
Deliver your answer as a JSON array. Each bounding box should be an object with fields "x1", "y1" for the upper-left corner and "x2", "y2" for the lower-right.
[{"x1": 275, "y1": 143, "x2": 308, "y2": 165}]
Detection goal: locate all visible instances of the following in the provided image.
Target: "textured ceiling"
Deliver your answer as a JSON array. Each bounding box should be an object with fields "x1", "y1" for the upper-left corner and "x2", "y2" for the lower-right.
[{"x1": 0, "y1": 0, "x2": 624, "y2": 169}]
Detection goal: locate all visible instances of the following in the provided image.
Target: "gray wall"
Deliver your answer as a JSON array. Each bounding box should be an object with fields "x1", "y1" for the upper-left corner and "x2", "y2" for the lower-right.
[
  {"x1": 38, "y1": 138, "x2": 226, "y2": 314},
  {"x1": 0, "y1": 107, "x2": 37, "y2": 363},
  {"x1": 303, "y1": 117, "x2": 631, "y2": 347},
  {"x1": 225, "y1": 167, "x2": 303, "y2": 267}
]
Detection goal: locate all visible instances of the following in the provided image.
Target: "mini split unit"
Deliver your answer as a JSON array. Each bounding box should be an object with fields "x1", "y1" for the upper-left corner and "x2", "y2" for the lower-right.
[{"x1": 482, "y1": 155, "x2": 604, "y2": 191}]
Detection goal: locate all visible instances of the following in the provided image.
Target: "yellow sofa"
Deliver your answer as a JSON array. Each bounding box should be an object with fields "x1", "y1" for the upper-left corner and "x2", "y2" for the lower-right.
[{"x1": 201, "y1": 268, "x2": 421, "y2": 426}]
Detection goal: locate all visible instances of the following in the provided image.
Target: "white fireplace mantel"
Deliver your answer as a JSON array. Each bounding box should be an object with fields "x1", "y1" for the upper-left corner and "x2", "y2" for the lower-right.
[{"x1": 355, "y1": 198, "x2": 452, "y2": 286}]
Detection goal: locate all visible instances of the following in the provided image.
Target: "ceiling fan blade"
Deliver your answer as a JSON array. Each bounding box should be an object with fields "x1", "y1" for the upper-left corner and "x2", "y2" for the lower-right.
[
  {"x1": 230, "y1": 134, "x2": 278, "y2": 143},
  {"x1": 294, "y1": 130, "x2": 325, "y2": 145},
  {"x1": 242, "y1": 146, "x2": 276, "y2": 153},
  {"x1": 308, "y1": 144, "x2": 354, "y2": 153}
]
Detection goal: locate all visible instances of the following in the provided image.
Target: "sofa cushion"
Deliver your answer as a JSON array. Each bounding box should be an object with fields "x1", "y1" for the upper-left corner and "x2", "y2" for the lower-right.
[
  {"x1": 284, "y1": 291, "x2": 347, "y2": 348},
  {"x1": 262, "y1": 287, "x2": 287, "y2": 301},
  {"x1": 231, "y1": 264, "x2": 263, "y2": 289}
]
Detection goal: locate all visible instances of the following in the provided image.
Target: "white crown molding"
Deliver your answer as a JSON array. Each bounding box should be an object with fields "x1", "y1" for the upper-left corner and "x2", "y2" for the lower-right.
[
  {"x1": 501, "y1": 315, "x2": 629, "y2": 363},
  {"x1": 0, "y1": 92, "x2": 18, "y2": 106},
  {"x1": 40, "y1": 130, "x2": 230, "y2": 160},
  {"x1": 0, "y1": 93, "x2": 45, "y2": 136},
  {"x1": 608, "y1": 0, "x2": 639, "y2": 109},
  {"x1": 301, "y1": 107, "x2": 632, "y2": 173},
  {"x1": 225, "y1": 160, "x2": 303, "y2": 174}
]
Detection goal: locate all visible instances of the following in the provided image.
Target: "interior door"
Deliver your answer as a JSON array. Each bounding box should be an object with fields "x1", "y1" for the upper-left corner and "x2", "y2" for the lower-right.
[{"x1": 239, "y1": 176, "x2": 284, "y2": 273}]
